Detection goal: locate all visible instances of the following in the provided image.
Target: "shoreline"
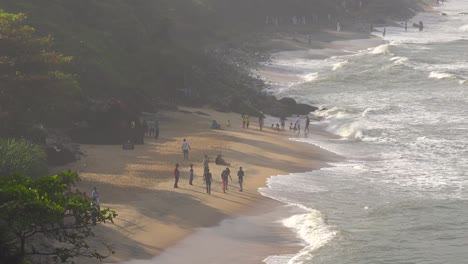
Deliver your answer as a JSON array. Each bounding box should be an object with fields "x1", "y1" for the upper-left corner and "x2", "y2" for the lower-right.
[
  {"x1": 58, "y1": 29, "x2": 387, "y2": 264},
  {"x1": 57, "y1": 107, "x2": 340, "y2": 264}
]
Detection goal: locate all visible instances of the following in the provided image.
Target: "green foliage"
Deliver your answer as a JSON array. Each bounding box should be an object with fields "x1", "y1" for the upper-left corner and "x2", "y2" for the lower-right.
[
  {"x1": 0, "y1": 171, "x2": 117, "y2": 263},
  {"x1": 0, "y1": 138, "x2": 48, "y2": 179},
  {"x1": 0, "y1": 9, "x2": 80, "y2": 131}
]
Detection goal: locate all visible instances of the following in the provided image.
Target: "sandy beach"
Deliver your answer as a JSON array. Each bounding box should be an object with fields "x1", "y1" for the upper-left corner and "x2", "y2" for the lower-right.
[{"x1": 56, "y1": 106, "x2": 339, "y2": 263}]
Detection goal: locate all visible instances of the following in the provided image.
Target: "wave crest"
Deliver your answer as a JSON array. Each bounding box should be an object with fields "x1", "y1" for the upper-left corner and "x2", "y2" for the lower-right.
[
  {"x1": 282, "y1": 210, "x2": 337, "y2": 263},
  {"x1": 369, "y1": 44, "x2": 392, "y2": 55},
  {"x1": 429, "y1": 71, "x2": 454, "y2": 79}
]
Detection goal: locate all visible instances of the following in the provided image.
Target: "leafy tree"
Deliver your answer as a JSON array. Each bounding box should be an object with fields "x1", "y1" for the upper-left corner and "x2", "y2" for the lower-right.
[
  {"x1": 0, "y1": 138, "x2": 48, "y2": 179},
  {"x1": 0, "y1": 171, "x2": 117, "y2": 263},
  {"x1": 0, "y1": 9, "x2": 80, "y2": 135}
]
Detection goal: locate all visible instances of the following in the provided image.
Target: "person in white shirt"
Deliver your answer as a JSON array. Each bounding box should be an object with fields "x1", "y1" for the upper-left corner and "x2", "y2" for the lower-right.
[
  {"x1": 295, "y1": 115, "x2": 301, "y2": 134},
  {"x1": 181, "y1": 138, "x2": 191, "y2": 160},
  {"x1": 91, "y1": 187, "x2": 100, "y2": 209}
]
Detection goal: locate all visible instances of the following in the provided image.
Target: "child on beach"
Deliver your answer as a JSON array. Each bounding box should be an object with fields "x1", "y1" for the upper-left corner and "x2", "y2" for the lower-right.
[{"x1": 189, "y1": 164, "x2": 194, "y2": 185}]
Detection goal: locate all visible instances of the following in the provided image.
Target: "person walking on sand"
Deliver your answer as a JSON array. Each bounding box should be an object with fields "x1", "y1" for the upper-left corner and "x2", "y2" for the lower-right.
[
  {"x1": 221, "y1": 169, "x2": 228, "y2": 193},
  {"x1": 174, "y1": 164, "x2": 180, "y2": 188},
  {"x1": 225, "y1": 167, "x2": 232, "y2": 190},
  {"x1": 203, "y1": 154, "x2": 210, "y2": 174},
  {"x1": 305, "y1": 116, "x2": 310, "y2": 133},
  {"x1": 204, "y1": 169, "x2": 213, "y2": 195},
  {"x1": 237, "y1": 167, "x2": 245, "y2": 192},
  {"x1": 242, "y1": 114, "x2": 247, "y2": 128},
  {"x1": 181, "y1": 138, "x2": 191, "y2": 160},
  {"x1": 189, "y1": 164, "x2": 194, "y2": 185},
  {"x1": 246, "y1": 115, "x2": 250, "y2": 128}
]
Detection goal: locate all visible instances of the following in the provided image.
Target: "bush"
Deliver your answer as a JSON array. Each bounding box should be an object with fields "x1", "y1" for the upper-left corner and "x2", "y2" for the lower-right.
[{"x1": 0, "y1": 138, "x2": 48, "y2": 178}]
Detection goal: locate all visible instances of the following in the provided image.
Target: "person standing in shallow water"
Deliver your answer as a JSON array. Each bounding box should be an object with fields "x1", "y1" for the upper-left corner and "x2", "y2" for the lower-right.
[
  {"x1": 189, "y1": 164, "x2": 194, "y2": 185},
  {"x1": 305, "y1": 116, "x2": 310, "y2": 133},
  {"x1": 204, "y1": 169, "x2": 213, "y2": 195},
  {"x1": 173, "y1": 164, "x2": 180, "y2": 188},
  {"x1": 237, "y1": 167, "x2": 245, "y2": 192}
]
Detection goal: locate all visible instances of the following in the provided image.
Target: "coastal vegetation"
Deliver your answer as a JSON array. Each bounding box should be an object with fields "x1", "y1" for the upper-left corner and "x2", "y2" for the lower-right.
[
  {"x1": 0, "y1": 0, "x2": 425, "y2": 144},
  {"x1": 0, "y1": 139, "x2": 116, "y2": 263}
]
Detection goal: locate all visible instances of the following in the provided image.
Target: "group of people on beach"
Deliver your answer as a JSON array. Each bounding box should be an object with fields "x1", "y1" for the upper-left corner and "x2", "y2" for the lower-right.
[
  {"x1": 173, "y1": 154, "x2": 245, "y2": 195},
  {"x1": 176, "y1": 138, "x2": 245, "y2": 194},
  {"x1": 173, "y1": 113, "x2": 315, "y2": 196},
  {"x1": 241, "y1": 113, "x2": 312, "y2": 134},
  {"x1": 66, "y1": 186, "x2": 101, "y2": 224}
]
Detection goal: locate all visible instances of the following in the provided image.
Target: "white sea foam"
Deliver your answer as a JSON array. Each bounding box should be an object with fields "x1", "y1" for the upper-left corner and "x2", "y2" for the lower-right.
[
  {"x1": 429, "y1": 71, "x2": 454, "y2": 79},
  {"x1": 460, "y1": 24, "x2": 468, "y2": 32},
  {"x1": 390, "y1": 56, "x2": 409, "y2": 65},
  {"x1": 460, "y1": 79, "x2": 468, "y2": 85},
  {"x1": 332, "y1": 60, "x2": 349, "y2": 71},
  {"x1": 282, "y1": 210, "x2": 337, "y2": 263},
  {"x1": 369, "y1": 44, "x2": 392, "y2": 55},
  {"x1": 301, "y1": 72, "x2": 319, "y2": 82}
]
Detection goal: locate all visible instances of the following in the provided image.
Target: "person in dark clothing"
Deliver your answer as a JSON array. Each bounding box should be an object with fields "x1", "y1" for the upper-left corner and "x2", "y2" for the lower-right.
[
  {"x1": 237, "y1": 167, "x2": 245, "y2": 192},
  {"x1": 305, "y1": 116, "x2": 310, "y2": 133},
  {"x1": 174, "y1": 164, "x2": 180, "y2": 188},
  {"x1": 224, "y1": 167, "x2": 232, "y2": 190},
  {"x1": 189, "y1": 164, "x2": 194, "y2": 185},
  {"x1": 204, "y1": 169, "x2": 213, "y2": 195}
]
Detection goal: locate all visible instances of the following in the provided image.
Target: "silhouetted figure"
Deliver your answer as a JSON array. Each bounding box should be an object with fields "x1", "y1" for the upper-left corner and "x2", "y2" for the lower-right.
[
  {"x1": 237, "y1": 167, "x2": 245, "y2": 192},
  {"x1": 174, "y1": 164, "x2": 180, "y2": 188},
  {"x1": 189, "y1": 164, "x2": 194, "y2": 185},
  {"x1": 204, "y1": 169, "x2": 213, "y2": 195}
]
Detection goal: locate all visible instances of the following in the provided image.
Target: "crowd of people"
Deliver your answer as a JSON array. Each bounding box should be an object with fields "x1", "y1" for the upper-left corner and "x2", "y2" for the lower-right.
[
  {"x1": 169, "y1": 113, "x2": 315, "y2": 196},
  {"x1": 173, "y1": 151, "x2": 246, "y2": 195}
]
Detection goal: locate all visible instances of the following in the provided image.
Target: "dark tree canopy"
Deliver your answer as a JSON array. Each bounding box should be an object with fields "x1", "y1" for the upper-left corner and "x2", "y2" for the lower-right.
[{"x1": 0, "y1": 9, "x2": 79, "y2": 136}]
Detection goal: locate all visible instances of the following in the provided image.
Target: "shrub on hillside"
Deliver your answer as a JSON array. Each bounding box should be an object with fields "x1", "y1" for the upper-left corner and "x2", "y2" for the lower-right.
[{"x1": 0, "y1": 138, "x2": 48, "y2": 178}]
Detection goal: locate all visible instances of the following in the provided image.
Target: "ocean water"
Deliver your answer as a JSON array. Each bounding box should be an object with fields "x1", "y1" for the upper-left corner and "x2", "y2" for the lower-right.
[{"x1": 260, "y1": 1, "x2": 468, "y2": 264}]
